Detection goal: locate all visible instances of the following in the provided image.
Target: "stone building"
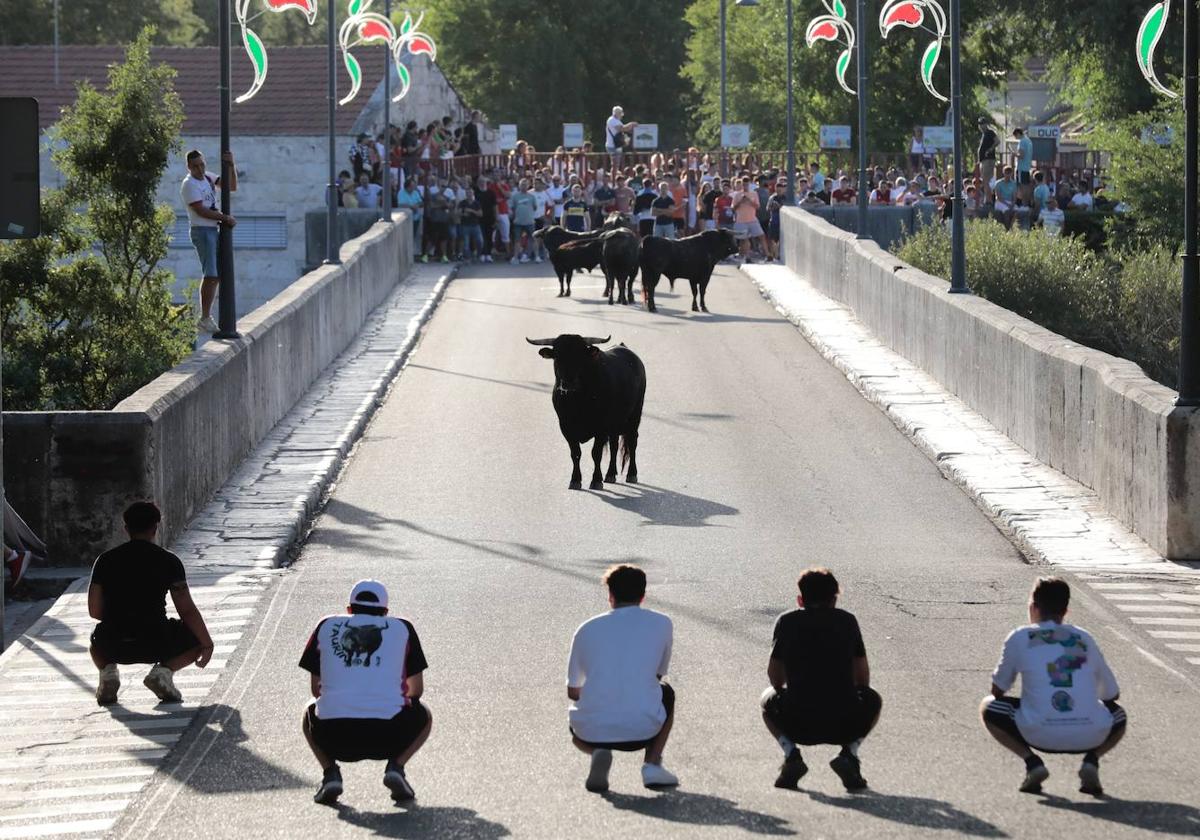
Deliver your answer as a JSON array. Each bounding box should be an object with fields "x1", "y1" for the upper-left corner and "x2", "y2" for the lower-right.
[{"x1": 0, "y1": 44, "x2": 483, "y2": 315}]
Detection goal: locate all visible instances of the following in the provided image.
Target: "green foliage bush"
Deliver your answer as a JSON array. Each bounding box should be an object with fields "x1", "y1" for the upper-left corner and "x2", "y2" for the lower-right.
[
  {"x1": 0, "y1": 31, "x2": 194, "y2": 411},
  {"x1": 896, "y1": 222, "x2": 1182, "y2": 389}
]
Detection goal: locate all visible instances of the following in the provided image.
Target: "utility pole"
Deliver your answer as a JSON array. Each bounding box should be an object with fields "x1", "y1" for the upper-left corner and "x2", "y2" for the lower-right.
[
  {"x1": 381, "y1": 0, "x2": 392, "y2": 223},
  {"x1": 1179, "y1": 0, "x2": 1199, "y2": 404},
  {"x1": 720, "y1": 0, "x2": 728, "y2": 126},
  {"x1": 855, "y1": 0, "x2": 869, "y2": 238},
  {"x1": 215, "y1": 0, "x2": 240, "y2": 337},
  {"x1": 947, "y1": 0, "x2": 969, "y2": 293},
  {"x1": 786, "y1": 0, "x2": 795, "y2": 203},
  {"x1": 325, "y1": 0, "x2": 341, "y2": 265}
]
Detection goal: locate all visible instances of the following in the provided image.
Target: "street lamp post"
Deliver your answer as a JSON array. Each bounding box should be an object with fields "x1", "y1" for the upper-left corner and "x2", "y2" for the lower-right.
[
  {"x1": 721, "y1": 0, "x2": 728, "y2": 125},
  {"x1": 855, "y1": 0, "x2": 869, "y2": 238},
  {"x1": 325, "y1": 0, "x2": 341, "y2": 265},
  {"x1": 947, "y1": 0, "x2": 969, "y2": 293},
  {"x1": 786, "y1": 0, "x2": 795, "y2": 203},
  {"x1": 215, "y1": 0, "x2": 240, "y2": 338},
  {"x1": 381, "y1": 0, "x2": 392, "y2": 223},
  {"x1": 1181, "y1": 0, "x2": 1199, "y2": 404}
]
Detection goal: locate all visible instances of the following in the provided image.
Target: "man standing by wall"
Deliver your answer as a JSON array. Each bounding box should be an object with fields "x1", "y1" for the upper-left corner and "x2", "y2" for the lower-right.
[
  {"x1": 1013, "y1": 127, "x2": 1034, "y2": 207},
  {"x1": 605, "y1": 106, "x2": 638, "y2": 171},
  {"x1": 181, "y1": 149, "x2": 236, "y2": 334},
  {"x1": 977, "y1": 118, "x2": 997, "y2": 208}
]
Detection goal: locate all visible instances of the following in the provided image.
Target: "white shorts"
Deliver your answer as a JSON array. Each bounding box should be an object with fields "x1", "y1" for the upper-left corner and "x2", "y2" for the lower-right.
[
  {"x1": 495, "y1": 214, "x2": 511, "y2": 243},
  {"x1": 733, "y1": 220, "x2": 764, "y2": 239}
]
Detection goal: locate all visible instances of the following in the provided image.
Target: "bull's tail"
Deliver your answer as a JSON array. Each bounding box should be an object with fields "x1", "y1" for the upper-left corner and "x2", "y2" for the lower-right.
[{"x1": 620, "y1": 434, "x2": 630, "y2": 470}]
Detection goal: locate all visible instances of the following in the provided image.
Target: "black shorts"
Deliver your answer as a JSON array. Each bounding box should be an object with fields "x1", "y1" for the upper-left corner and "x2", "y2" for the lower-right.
[
  {"x1": 638, "y1": 219, "x2": 655, "y2": 237},
  {"x1": 1017, "y1": 171, "x2": 1032, "y2": 185},
  {"x1": 91, "y1": 618, "x2": 199, "y2": 665},
  {"x1": 425, "y1": 220, "x2": 448, "y2": 242},
  {"x1": 672, "y1": 217, "x2": 685, "y2": 231},
  {"x1": 768, "y1": 224, "x2": 781, "y2": 242},
  {"x1": 571, "y1": 683, "x2": 675, "y2": 752},
  {"x1": 983, "y1": 696, "x2": 1126, "y2": 754},
  {"x1": 306, "y1": 700, "x2": 430, "y2": 763},
  {"x1": 761, "y1": 686, "x2": 882, "y2": 746}
]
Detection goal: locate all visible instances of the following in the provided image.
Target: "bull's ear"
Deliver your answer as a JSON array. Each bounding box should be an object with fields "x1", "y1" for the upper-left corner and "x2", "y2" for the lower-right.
[
  {"x1": 589, "y1": 346, "x2": 601, "y2": 358},
  {"x1": 539, "y1": 347, "x2": 555, "y2": 358}
]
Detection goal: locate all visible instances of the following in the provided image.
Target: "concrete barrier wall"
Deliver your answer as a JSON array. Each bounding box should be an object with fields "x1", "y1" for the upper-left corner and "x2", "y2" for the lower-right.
[
  {"x1": 4, "y1": 212, "x2": 412, "y2": 565},
  {"x1": 781, "y1": 206, "x2": 1200, "y2": 560}
]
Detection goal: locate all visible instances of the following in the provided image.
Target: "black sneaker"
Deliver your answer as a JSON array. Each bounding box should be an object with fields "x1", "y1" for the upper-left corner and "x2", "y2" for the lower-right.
[
  {"x1": 829, "y1": 752, "x2": 868, "y2": 792},
  {"x1": 313, "y1": 765, "x2": 343, "y2": 805},
  {"x1": 1019, "y1": 759, "x2": 1050, "y2": 794},
  {"x1": 384, "y1": 760, "x2": 415, "y2": 801},
  {"x1": 774, "y1": 748, "x2": 808, "y2": 789},
  {"x1": 1078, "y1": 760, "x2": 1103, "y2": 796}
]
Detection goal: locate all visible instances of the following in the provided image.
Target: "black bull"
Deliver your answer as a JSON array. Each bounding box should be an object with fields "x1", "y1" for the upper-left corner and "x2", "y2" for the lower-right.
[
  {"x1": 638, "y1": 229, "x2": 739, "y2": 313},
  {"x1": 527, "y1": 335, "x2": 646, "y2": 489}
]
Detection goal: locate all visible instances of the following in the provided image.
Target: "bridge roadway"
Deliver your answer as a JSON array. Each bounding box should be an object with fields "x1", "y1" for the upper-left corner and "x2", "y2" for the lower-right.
[{"x1": 120, "y1": 263, "x2": 1200, "y2": 838}]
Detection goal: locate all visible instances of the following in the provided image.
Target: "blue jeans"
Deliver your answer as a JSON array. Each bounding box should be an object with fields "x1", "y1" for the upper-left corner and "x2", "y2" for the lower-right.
[
  {"x1": 460, "y1": 224, "x2": 484, "y2": 257},
  {"x1": 190, "y1": 226, "x2": 219, "y2": 277}
]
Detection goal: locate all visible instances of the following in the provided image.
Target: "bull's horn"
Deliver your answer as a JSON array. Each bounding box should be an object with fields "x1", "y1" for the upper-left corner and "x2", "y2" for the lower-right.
[
  {"x1": 525, "y1": 337, "x2": 556, "y2": 346},
  {"x1": 583, "y1": 335, "x2": 611, "y2": 345}
]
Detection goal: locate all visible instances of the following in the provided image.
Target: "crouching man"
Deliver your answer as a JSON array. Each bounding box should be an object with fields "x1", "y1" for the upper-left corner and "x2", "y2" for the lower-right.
[
  {"x1": 89, "y1": 501, "x2": 214, "y2": 706},
  {"x1": 567, "y1": 564, "x2": 679, "y2": 793},
  {"x1": 761, "y1": 567, "x2": 882, "y2": 792},
  {"x1": 982, "y1": 577, "x2": 1126, "y2": 796},
  {"x1": 300, "y1": 580, "x2": 432, "y2": 805}
]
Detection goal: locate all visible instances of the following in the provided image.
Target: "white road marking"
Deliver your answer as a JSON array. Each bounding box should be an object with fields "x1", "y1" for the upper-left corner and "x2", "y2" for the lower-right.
[
  {"x1": 0, "y1": 818, "x2": 115, "y2": 839},
  {"x1": 0, "y1": 800, "x2": 129, "y2": 823}
]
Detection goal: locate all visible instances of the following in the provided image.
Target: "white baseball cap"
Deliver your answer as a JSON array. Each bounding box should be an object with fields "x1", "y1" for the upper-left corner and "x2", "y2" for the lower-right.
[{"x1": 349, "y1": 579, "x2": 388, "y2": 609}]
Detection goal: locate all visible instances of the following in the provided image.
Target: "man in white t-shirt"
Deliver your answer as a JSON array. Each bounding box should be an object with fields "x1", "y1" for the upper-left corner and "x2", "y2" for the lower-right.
[
  {"x1": 981, "y1": 578, "x2": 1126, "y2": 797},
  {"x1": 567, "y1": 564, "x2": 678, "y2": 793},
  {"x1": 300, "y1": 580, "x2": 432, "y2": 805},
  {"x1": 531, "y1": 178, "x2": 552, "y2": 262},
  {"x1": 180, "y1": 149, "x2": 237, "y2": 333},
  {"x1": 605, "y1": 106, "x2": 638, "y2": 170},
  {"x1": 1040, "y1": 196, "x2": 1066, "y2": 237}
]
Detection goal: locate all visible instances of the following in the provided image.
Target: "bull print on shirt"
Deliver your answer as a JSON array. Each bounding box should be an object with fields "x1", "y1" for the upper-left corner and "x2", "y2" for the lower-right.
[{"x1": 330, "y1": 621, "x2": 388, "y2": 667}]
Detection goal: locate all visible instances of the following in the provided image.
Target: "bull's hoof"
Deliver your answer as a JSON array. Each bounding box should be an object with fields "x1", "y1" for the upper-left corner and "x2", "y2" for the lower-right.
[
  {"x1": 557, "y1": 291, "x2": 565, "y2": 297},
  {"x1": 589, "y1": 478, "x2": 605, "y2": 490},
  {"x1": 691, "y1": 303, "x2": 700, "y2": 312},
  {"x1": 647, "y1": 305, "x2": 656, "y2": 313},
  {"x1": 701, "y1": 304, "x2": 709, "y2": 313},
  {"x1": 605, "y1": 472, "x2": 618, "y2": 483},
  {"x1": 569, "y1": 478, "x2": 583, "y2": 490},
  {"x1": 566, "y1": 289, "x2": 572, "y2": 297},
  {"x1": 608, "y1": 300, "x2": 614, "y2": 306},
  {"x1": 626, "y1": 473, "x2": 638, "y2": 484}
]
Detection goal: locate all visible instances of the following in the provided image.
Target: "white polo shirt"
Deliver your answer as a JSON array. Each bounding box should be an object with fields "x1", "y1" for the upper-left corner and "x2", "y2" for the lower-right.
[
  {"x1": 180, "y1": 173, "x2": 219, "y2": 228},
  {"x1": 567, "y1": 605, "x2": 672, "y2": 743}
]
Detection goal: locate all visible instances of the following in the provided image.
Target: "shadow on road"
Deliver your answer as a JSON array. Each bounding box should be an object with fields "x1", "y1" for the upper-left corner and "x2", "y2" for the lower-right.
[
  {"x1": 804, "y1": 790, "x2": 1007, "y2": 837},
  {"x1": 334, "y1": 803, "x2": 510, "y2": 837},
  {"x1": 592, "y1": 483, "x2": 739, "y2": 528},
  {"x1": 601, "y1": 789, "x2": 794, "y2": 835},
  {"x1": 1038, "y1": 794, "x2": 1200, "y2": 835},
  {"x1": 158, "y1": 704, "x2": 308, "y2": 794}
]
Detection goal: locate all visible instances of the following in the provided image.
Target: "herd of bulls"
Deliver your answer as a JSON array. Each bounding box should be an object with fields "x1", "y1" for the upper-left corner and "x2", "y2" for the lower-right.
[
  {"x1": 533, "y1": 217, "x2": 739, "y2": 314},
  {"x1": 525, "y1": 221, "x2": 739, "y2": 491}
]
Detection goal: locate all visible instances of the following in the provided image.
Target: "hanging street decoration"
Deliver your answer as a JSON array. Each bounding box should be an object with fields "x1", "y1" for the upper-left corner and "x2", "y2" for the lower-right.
[
  {"x1": 878, "y1": 0, "x2": 948, "y2": 102},
  {"x1": 234, "y1": 0, "x2": 319, "y2": 103},
  {"x1": 805, "y1": 0, "x2": 856, "y2": 95},
  {"x1": 338, "y1": 2, "x2": 437, "y2": 106},
  {"x1": 1137, "y1": 0, "x2": 1178, "y2": 98}
]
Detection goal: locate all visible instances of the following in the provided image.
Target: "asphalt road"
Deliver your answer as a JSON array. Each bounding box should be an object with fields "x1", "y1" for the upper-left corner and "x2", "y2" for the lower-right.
[{"x1": 119, "y1": 262, "x2": 1200, "y2": 839}]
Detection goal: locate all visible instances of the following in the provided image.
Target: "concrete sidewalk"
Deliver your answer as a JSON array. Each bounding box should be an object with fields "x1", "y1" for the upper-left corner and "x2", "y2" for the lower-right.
[{"x1": 0, "y1": 263, "x2": 453, "y2": 840}]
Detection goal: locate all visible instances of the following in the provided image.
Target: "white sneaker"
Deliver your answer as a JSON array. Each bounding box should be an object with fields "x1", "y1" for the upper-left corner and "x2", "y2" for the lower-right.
[
  {"x1": 509, "y1": 257, "x2": 519, "y2": 265},
  {"x1": 642, "y1": 762, "x2": 679, "y2": 788},
  {"x1": 198, "y1": 315, "x2": 218, "y2": 333},
  {"x1": 586, "y1": 749, "x2": 613, "y2": 793},
  {"x1": 143, "y1": 664, "x2": 183, "y2": 703},
  {"x1": 96, "y1": 664, "x2": 120, "y2": 706},
  {"x1": 534, "y1": 256, "x2": 544, "y2": 263},
  {"x1": 519, "y1": 254, "x2": 530, "y2": 263}
]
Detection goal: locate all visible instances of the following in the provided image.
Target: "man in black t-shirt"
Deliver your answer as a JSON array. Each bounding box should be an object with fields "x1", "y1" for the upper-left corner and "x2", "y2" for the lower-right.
[
  {"x1": 978, "y1": 117, "x2": 998, "y2": 207},
  {"x1": 88, "y1": 501, "x2": 214, "y2": 706},
  {"x1": 760, "y1": 567, "x2": 881, "y2": 791}
]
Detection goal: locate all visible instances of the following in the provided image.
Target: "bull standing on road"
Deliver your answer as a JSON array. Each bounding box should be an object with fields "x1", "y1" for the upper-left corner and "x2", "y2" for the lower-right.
[
  {"x1": 639, "y1": 229, "x2": 738, "y2": 313},
  {"x1": 526, "y1": 335, "x2": 646, "y2": 490}
]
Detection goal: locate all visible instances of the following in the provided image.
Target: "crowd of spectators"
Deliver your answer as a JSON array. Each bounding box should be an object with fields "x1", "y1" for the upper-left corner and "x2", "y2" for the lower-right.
[{"x1": 337, "y1": 109, "x2": 1111, "y2": 265}]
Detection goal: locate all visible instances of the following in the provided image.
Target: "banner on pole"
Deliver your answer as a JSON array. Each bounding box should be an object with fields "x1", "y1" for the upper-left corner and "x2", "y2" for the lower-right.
[
  {"x1": 721, "y1": 123, "x2": 751, "y2": 149},
  {"x1": 819, "y1": 125, "x2": 852, "y2": 149},
  {"x1": 498, "y1": 124, "x2": 518, "y2": 151},
  {"x1": 562, "y1": 123, "x2": 585, "y2": 149}
]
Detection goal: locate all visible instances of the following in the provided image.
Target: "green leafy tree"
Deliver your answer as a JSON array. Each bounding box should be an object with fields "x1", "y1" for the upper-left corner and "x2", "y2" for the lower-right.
[
  {"x1": 0, "y1": 0, "x2": 206, "y2": 46},
  {"x1": 0, "y1": 31, "x2": 194, "y2": 410},
  {"x1": 411, "y1": 0, "x2": 697, "y2": 149},
  {"x1": 1090, "y1": 101, "x2": 1186, "y2": 249},
  {"x1": 682, "y1": 0, "x2": 1002, "y2": 156}
]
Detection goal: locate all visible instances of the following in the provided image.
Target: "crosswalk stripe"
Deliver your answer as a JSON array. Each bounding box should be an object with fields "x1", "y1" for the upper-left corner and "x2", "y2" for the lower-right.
[
  {"x1": 1100, "y1": 593, "x2": 1166, "y2": 601},
  {"x1": 0, "y1": 800, "x2": 129, "y2": 823},
  {"x1": 0, "y1": 781, "x2": 146, "y2": 804},
  {"x1": 1090, "y1": 583, "x2": 1153, "y2": 589},
  {"x1": 0, "y1": 818, "x2": 116, "y2": 839},
  {"x1": 0, "y1": 749, "x2": 168, "y2": 770},
  {"x1": 1148, "y1": 630, "x2": 1200, "y2": 639},
  {"x1": 1128, "y1": 617, "x2": 1200, "y2": 626},
  {"x1": 0, "y1": 768, "x2": 156, "y2": 788},
  {"x1": 1114, "y1": 604, "x2": 1199, "y2": 613},
  {"x1": 1165, "y1": 643, "x2": 1200, "y2": 652}
]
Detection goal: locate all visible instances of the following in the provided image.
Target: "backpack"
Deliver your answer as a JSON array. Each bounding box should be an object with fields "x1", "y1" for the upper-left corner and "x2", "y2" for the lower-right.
[{"x1": 610, "y1": 126, "x2": 627, "y2": 149}]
